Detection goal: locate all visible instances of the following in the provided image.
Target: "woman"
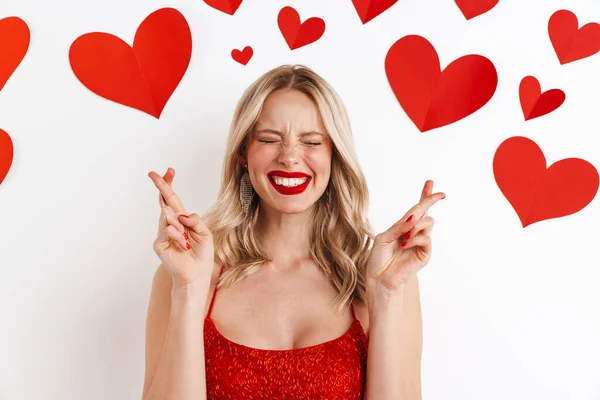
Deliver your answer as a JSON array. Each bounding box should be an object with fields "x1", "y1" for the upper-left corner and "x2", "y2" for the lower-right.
[{"x1": 142, "y1": 65, "x2": 445, "y2": 400}]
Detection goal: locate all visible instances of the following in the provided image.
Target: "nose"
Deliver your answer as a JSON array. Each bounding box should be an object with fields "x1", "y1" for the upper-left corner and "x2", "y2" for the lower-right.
[{"x1": 277, "y1": 141, "x2": 300, "y2": 167}]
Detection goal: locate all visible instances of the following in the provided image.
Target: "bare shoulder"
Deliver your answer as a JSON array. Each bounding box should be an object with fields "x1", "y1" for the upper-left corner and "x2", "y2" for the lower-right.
[{"x1": 204, "y1": 261, "x2": 224, "y2": 316}]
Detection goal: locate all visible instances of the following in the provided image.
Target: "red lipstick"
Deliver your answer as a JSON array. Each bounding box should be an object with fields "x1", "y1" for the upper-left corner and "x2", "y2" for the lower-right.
[
  {"x1": 267, "y1": 170, "x2": 312, "y2": 195},
  {"x1": 268, "y1": 170, "x2": 311, "y2": 178}
]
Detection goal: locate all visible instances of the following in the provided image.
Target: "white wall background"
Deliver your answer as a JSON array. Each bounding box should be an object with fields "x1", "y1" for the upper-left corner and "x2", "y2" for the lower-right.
[{"x1": 1, "y1": 0, "x2": 599, "y2": 399}]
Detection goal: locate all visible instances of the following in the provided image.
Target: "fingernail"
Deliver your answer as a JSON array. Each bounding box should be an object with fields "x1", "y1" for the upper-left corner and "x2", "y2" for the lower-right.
[
  {"x1": 181, "y1": 214, "x2": 189, "y2": 218},
  {"x1": 404, "y1": 232, "x2": 411, "y2": 239},
  {"x1": 183, "y1": 232, "x2": 188, "y2": 240},
  {"x1": 406, "y1": 215, "x2": 413, "y2": 222},
  {"x1": 441, "y1": 195, "x2": 446, "y2": 199},
  {"x1": 401, "y1": 241, "x2": 407, "y2": 247},
  {"x1": 186, "y1": 243, "x2": 191, "y2": 250}
]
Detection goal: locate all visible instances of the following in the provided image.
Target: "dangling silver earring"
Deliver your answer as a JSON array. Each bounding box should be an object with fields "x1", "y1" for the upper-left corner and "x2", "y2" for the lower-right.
[{"x1": 239, "y1": 165, "x2": 254, "y2": 214}]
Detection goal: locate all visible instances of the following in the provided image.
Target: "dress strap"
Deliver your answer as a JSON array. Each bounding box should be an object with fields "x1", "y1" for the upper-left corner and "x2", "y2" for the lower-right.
[{"x1": 206, "y1": 265, "x2": 225, "y2": 319}]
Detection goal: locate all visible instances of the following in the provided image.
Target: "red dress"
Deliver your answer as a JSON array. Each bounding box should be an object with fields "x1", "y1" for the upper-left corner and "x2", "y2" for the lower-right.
[{"x1": 204, "y1": 265, "x2": 369, "y2": 399}]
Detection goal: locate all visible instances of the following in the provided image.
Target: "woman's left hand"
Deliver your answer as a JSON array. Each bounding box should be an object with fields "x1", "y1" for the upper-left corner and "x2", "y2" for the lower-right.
[{"x1": 366, "y1": 180, "x2": 445, "y2": 297}]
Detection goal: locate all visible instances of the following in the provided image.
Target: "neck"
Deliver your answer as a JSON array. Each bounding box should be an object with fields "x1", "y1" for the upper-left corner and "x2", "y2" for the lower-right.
[{"x1": 256, "y1": 203, "x2": 314, "y2": 271}]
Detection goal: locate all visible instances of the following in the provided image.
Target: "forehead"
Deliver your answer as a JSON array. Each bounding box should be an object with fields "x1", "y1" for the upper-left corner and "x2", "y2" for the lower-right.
[{"x1": 256, "y1": 89, "x2": 324, "y2": 130}]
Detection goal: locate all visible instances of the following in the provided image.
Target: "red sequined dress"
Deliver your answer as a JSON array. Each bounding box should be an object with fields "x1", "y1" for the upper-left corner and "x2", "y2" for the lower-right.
[{"x1": 204, "y1": 265, "x2": 369, "y2": 399}]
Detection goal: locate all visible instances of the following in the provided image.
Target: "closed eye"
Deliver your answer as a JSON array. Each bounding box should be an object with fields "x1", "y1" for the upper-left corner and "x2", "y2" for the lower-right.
[{"x1": 258, "y1": 140, "x2": 321, "y2": 146}]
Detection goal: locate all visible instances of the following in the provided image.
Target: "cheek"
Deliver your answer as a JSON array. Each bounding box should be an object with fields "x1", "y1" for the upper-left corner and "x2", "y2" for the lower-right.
[
  {"x1": 305, "y1": 149, "x2": 331, "y2": 172},
  {"x1": 251, "y1": 145, "x2": 277, "y2": 163}
]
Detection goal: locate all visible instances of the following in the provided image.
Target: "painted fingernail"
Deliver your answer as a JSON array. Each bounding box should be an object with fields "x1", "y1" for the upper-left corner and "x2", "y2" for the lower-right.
[
  {"x1": 441, "y1": 195, "x2": 446, "y2": 199},
  {"x1": 404, "y1": 232, "x2": 411, "y2": 239},
  {"x1": 183, "y1": 232, "x2": 189, "y2": 240},
  {"x1": 401, "y1": 241, "x2": 407, "y2": 247},
  {"x1": 181, "y1": 214, "x2": 189, "y2": 218},
  {"x1": 186, "y1": 243, "x2": 191, "y2": 249},
  {"x1": 406, "y1": 215, "x2": 413, "y2": 222}
]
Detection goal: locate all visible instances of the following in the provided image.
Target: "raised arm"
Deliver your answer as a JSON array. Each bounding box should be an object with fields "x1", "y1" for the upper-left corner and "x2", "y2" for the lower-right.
[{"x1": 142, "y1": 264, "x2": 209, "y2": 400}]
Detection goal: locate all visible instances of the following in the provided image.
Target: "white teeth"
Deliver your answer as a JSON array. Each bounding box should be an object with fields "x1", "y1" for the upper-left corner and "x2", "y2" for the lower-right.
[{"x1": 272, "y1": 176, "x2": 308, "y2": 187}]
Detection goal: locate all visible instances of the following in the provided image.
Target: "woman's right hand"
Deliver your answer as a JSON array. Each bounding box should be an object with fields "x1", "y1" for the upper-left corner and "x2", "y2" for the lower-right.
[{"x1": 148, "y1": 168, "x2": 215, "y2": 289}]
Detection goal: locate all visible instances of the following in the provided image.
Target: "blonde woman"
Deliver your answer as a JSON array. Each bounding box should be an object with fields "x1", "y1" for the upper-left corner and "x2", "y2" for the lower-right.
[{"x1": 142, "y1": 65, "x2": 445, "y2": 400}]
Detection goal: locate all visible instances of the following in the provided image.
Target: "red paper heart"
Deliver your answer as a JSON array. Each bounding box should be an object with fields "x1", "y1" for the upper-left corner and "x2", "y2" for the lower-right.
[
  {"x1": 277, "y1": 6, "x2": 325, "y2": 50},
  {"x1": 455, "y1": 0, "x2": 499, "y2": 20},
  {"x1": 69, "y1": 8, "x2": 192, "y2": 118},
  {"x1": 548, "y1": 9, "x2": 600, "y2": 65},
  {"x1": 519, "y1": 76, "x2": 565, "y2": 121},
  {"x1": 0, "y1": 16, "x2": 30, "y2": 91},
  {"x1": 231, "y1": 46, "x2": 253, "y2": 65},
  {"x1": 203, "y1": 0, "x2": 244, "y2": 15},
  {"x1": 351, "y1": 0, "x2": 398, "y2": 24},
  {"x1": 0, "y1": 128, "x2": 14, "y2": 186},
  {"x1": 385, "y1": 35, "x2": 497, "y2": 132},
  {"x1": 493, "y1": 136, "x2": 599, "y2": 227}
]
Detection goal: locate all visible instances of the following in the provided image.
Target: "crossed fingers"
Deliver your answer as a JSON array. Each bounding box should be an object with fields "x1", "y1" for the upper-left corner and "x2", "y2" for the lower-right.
[
  {"x1": 148, "y1": 168, "x2": 187, "y2": 214},
  {"x1": 403, "y1": 191, "x2": 445, "y2": 223},
  {"x1": 376, "y1": 180, "x2": 445, "y2": 245}
]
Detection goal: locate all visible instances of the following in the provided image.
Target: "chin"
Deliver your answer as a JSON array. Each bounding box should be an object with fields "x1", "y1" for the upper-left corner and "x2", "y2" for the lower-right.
[
  {"x1": 276, "y1": 204, "x2": 312, "y2": 214},
  {"x1": 268, "y1": 197, "x2": 318, "y2": 214}
]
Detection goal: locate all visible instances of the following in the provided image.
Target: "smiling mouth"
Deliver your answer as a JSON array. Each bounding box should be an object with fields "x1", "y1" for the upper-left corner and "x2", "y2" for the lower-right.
[
  {"x1": 267, "y1": 175, "x2": 312, "y2": 195},
  {"x1": 268, "y1": 175, "x2": 311, "y2": 187}
]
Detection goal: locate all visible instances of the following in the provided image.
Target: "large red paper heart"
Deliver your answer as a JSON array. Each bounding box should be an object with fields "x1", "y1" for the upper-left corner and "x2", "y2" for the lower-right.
[
  {"x1": 277, "y1": 6, "x2": 325, "y2": 50},
  {"x1": 385, "y1": 35, "x2": 497, "y2": 132},
  {"x1": 519, "y1": 76, "x2": 565, "y2": 121},
  {"x1": 0, "y1": 16, "x2": 30, "y2": 91},
  {"x1": 351, "y1": 0, "x2": 398, "y2": 25},
  {"x1": 548, "y1": 9, "x2": 600, "y2": 65},
  {"x1": 0, "y1": 128, "x2": 14, "y2": 185},
  {"x1": 231, "y1": 46, "x2": 253, "y2": 65},
  {"x1": 203, "y1": 0, "x2": 244, "y2": 15},
  {"x1": 493, "y1": 136, "x2": 599, "y2": 227},
  {"x1": 455, "y1": 0, "x2": 499, "y2": 20},
  {"x1": 69, "y1": 8, "x2": 192, "y2": 118}
]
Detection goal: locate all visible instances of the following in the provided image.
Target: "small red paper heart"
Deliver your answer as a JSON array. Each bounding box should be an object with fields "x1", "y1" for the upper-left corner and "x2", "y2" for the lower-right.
[
  {"x1": 203, "y1": 0, "x2": 244, "y2": 15},
  {"x1": 519, "y1": 76, "x2": 565, "y2": 121},
  {"x1": 69, "y1": 7, "x2": 192, "y2": 118},
  {"x1": 493, "y1": 136, "x2": 599, "y2": 227},
  {"x1": 385, "y1": 35, "x2": 497, "y2": 132},
  {"x1": 548, "y1": 9, "x2": 600, "y2": 65},
  {"x1": 277, "y1": 6, "x2": 325, "y2": 50},
  {"x1": 231, "y1": 46, "x2": 253, "y2": 65},
  {"x1": 454, "y1": 0, "x2": 499, "y2": 20},
  {"x1": 351, "y1": 0, "x2": 398, "y2": 25},
  {"x1": 0, "y1": 16, "x2": 30, "y2": 91},
  {"x1": 0, "y1": 128, "x2": 14, "y2": 186}
]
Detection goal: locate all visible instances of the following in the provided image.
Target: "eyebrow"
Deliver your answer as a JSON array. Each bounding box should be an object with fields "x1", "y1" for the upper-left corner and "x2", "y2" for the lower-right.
[{"x1": 255, "y1": 129, "x2": 324, "y2": 138}]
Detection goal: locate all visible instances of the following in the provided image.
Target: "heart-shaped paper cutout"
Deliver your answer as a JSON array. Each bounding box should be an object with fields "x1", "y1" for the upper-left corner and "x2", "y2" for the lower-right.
[
  {"x1": 231, "y1": 46, "x2": 253, "y2": 65},
  {"x1": 277, "y1": 6, "x2": 325, "y2": 50},
  {"x1": 351, "y1": 0, "x2": 398, "y2": 25},
  {"x1": 519, "y1": 76, "x2": 565, "y2": 121},
  {"x1": 0, "y1": 16, "x2": 30, "y2": 91},
  {"x1": 69, "y1": 7, "x2": 192, "y2": 118},
  {"x1": 548, "y1": 9, "x2": 600, "y2": 65},
  {"x1": 385, "y1": 35, "x2": 497, "y2": 132},
  {"x1": 493, "y1": 136, "x2": 599, "y2": 227},
  {"x1": 203, "y1": 0, "x2": 244, "y2": 15},
  {"x1": 0, "y1": 128, "x2": 14, "y2": 185},
  {"x1": 455, "y1": 0, "x2": 499, "y2": 20}
]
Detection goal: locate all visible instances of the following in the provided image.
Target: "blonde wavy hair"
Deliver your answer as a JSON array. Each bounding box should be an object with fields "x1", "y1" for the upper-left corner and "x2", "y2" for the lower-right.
[{"x1": 201, "y1": 64, "x2": 375, "y2": 312}]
